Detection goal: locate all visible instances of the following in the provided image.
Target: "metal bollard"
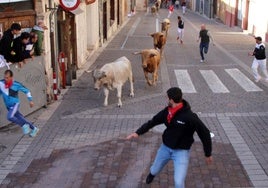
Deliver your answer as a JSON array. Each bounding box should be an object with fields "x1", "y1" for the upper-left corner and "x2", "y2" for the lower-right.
[
  {"x1": 59, "y1": 52, "x2": 66, "y2": 89},
  {"x1": 53, "y1": 71, "x2": 57, "y2": 100}
]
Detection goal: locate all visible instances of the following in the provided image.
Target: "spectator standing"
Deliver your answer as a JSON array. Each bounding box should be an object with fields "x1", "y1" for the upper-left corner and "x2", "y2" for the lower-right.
[
  {"x1": 167, "y1": 4, "x2": 174, "y2": 18},
  {"x1": 181, "y1": 0, "x2": 186, "y2": 14},
  {"x1": 0, "y1": 23, "x2": 21, "y2": 63},
  {"x1": 0, "y1": 70, "x2": 39, "y2": 137},
  {"x1": 197, "y1": 24, "x2": 214, "y2": 63},
  {"x1": 248, "y1": 36, "x2": 268, "y2": 82},
  {"x1": 126, "y1": 87, "x2": 213, "y2": 188},
  {"x1": 177, "y1": 16, "x2": 184, "y2": 44},
  {"x1": 31, "y1": 20, "x2": 47, "y2": 56}
]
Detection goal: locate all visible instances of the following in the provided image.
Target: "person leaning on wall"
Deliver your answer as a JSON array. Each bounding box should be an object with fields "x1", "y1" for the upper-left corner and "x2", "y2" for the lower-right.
[{"x1": 31, "y1": 20, "x2": 48, "y2": 56}]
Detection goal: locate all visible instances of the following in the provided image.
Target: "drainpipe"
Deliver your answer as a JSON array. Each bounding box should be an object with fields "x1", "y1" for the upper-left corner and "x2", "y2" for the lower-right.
[
  {"x1": 210, "y1": 0, "x2": 213, "y2": 18},
  {"x1": 46, "y1": 2, "x2": 58, "y2": 71}
]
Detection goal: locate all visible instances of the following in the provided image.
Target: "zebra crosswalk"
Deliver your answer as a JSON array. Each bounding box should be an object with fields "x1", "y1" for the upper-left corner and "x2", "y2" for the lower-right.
[{"x1": 174, "y1": 68, "x2": 263, "y2": 93}]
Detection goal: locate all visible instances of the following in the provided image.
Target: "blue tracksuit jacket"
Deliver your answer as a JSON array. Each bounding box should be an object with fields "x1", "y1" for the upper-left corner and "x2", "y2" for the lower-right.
[{"x1": 0, "y1": 79, "x2": 32, "y2": 108}]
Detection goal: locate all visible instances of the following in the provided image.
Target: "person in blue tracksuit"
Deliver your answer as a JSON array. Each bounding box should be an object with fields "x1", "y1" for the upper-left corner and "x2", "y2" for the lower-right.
[{"x1": 0, "y1": 69, "x2": 39, "y2": 137}]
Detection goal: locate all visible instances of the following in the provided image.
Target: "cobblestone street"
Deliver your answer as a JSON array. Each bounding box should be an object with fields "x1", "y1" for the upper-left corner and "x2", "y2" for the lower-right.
[{"x1": 1, "y1": 7, "x2": 268, "y2": 188}]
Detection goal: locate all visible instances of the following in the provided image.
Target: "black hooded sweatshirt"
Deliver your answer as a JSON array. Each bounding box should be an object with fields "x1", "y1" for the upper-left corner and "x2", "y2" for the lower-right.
[
  {"x1": 0, "y1": 29, "x2": 14, "y2": 62},
  {"x1": 136, "y1": 99, "x2": 212, "y2": 157}
]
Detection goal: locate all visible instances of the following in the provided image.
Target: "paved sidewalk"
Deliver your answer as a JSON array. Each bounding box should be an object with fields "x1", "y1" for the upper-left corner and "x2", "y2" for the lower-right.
[{"x1": 0, "y1": 8, "x2": 268, "y2": 188}]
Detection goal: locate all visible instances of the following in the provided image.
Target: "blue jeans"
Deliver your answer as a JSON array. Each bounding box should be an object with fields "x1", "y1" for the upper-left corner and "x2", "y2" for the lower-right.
[
  {"x1": 199, "y1": 42, "x2": 209, "y2": 60},
  {"x1": 7, "y1": 103, "x2": 35, "y2": 129},
  {"x1": 150, "y1": 144, "x2": 190, "y2": 188}
]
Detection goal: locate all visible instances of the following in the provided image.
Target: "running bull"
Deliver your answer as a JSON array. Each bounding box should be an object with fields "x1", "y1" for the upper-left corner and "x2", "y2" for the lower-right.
[
  {"x1": 133, "y1": 49, "x2": 161, "y2": 86},
  {"x1": 149, "y1": 32, "x2": 167, "y2": 56}
]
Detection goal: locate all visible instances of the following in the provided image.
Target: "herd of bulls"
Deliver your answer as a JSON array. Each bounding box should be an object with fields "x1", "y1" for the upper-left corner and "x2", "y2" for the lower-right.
[{"x1": 92, "y1": 16, "x2": 171, "y2": 107}]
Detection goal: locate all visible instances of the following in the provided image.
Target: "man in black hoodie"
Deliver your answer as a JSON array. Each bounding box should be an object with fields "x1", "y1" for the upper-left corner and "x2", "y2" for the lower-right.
[
  {"x1": 126, "y1": 87, "x2": 213, "y2": 188},
  {"x1": 0, "y1": 23, "x2": 21, "y2": 63}
]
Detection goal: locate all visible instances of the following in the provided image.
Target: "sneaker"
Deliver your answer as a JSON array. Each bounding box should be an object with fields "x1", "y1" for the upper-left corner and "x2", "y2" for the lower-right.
[
  {"x1": 255, "y1": 77, "x2": 261, "y2": 82},
  {"x1": 22, "y1": 124, "x2": 30, "y2": 135},
  {"x1": 29, "y1": 127, "x2": 39, "y2": 137},
  {"x1": 146, "y1": 173, "x2": 155, "y2": 184},
  {"x1": 200, "y1": 59, "x2": 204, "y2": 63}
]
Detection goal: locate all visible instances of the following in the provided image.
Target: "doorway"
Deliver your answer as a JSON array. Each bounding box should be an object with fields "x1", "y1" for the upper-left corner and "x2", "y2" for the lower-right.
[{"x1": 103, "y1": 2, "x2": 107, "y2": 41}]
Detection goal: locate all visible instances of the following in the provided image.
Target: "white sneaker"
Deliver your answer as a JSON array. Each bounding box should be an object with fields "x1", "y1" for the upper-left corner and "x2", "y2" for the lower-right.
[
  {"x1": 22, "y1": 124, "x2": 30, "y2": 135},
  {"x1": 255, "y1": 77, "x2": 261, "y2": 82},
  {"x1": 200, "y1": 59, "x2": 204, "y2": 63},
  {"x1": 29, "y1": 127, "x2": 39, "y2": 137}
]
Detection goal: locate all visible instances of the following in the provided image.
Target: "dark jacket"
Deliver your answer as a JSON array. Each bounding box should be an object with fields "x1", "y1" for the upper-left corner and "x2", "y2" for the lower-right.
[
  {"x1": 178, "y1": 20, "x2": 184, "y2": 29},
  {"x1": 254, "y1": 43, "x2": 266, "y2": 60},
  {"x1": 199, "y1": 30, "x2": 209, "y2": 44},
  {"x1": 0, "y1": 29, "x2": 14, "y2": 62},
  {"x1": 9, "y1": 36, "x2": 30, "y2": 63},
  {"x1": 136, "y1": 100, "x2": 212, "y2": 157}
]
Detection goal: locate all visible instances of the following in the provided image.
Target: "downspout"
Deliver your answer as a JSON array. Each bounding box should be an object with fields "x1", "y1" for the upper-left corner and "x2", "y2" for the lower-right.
[{"x1": 46, "y1": 2, "x2": 58, "y2": 71}]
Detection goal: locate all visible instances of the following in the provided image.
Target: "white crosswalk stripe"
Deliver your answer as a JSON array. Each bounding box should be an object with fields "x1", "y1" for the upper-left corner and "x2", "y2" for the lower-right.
[
  {"x1": 174, "y1": 68, "x2": 262, "y2": 93},
  {"x1": 174, "y1": 70, "x2": 196, "y2": 93},
  {"x1": 200, "y1": 70, "x2": 230, "y2": 93},
  {"x1": 225, "y1": 68, "x2": 263, "y2": 92}
]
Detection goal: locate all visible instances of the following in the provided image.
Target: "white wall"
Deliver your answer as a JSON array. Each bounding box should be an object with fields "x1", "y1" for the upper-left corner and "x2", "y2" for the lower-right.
[
  {"x1": 75, "y1": 3, "x2": 90, "y2": 68},
  {"x1": 248, "y1": 0, "x2": 268, "y2": 39},
  {"x1": 86, "y1": 1, "x2": 99, "y2": 51}
]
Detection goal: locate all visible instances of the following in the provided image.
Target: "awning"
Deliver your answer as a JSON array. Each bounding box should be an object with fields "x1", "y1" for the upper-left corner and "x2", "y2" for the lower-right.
[{"x1": 85, "y1": 0, "x2": 96, "y2": 5}]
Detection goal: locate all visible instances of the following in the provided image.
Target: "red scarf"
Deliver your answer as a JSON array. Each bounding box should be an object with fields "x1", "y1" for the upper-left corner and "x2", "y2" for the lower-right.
[
  {"x1": 5, "y1": 79, "x2": 13, "y2": 89},
  {"x1": 167, "y1": 102, "x2": 183, "y2": 123}
]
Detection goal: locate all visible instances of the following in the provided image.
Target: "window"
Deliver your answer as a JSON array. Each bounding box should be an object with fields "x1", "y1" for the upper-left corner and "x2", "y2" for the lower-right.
[{"x1": 110, "y1": 0, "x2": 115, "y2": 26}]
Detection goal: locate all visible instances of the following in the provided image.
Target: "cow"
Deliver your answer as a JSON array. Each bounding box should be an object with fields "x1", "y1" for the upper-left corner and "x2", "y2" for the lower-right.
[
  {"x1": 133, "y1": 49, "x2": 161, "y2": 86},
  {"x1": 151, "y1": 5, "x2": 157, "y2": 16},
  {"x1": 92, "y1": 56, "x2": 134, "y2": 107},
  {"x1": 161, "y1": 18, "x2": 171, "y2": 37},
  {"x1": 149, "y1": 32, "x2": 166, "y2": 56}
]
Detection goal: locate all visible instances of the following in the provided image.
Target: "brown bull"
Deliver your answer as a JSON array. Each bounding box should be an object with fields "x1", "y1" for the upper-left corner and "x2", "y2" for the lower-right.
[
  {"x1": 149, "y1": 32, "x2": 166, "y2": 56},
  {"x1": 133, "y1": 49, "x2": 161, "y2": 86}
]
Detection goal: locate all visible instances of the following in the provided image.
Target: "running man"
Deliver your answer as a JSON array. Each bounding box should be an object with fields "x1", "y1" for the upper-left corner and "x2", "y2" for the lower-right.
[
  {"x1": 177, "y1": 16, "x2": 184, "y2": 44},
  {"x1": 126, "y1": 87, "x2": 213, "y2": 187},
  {"x1": 197, "y1": 24, "x2": 214, "y2": 63},
  {"x1": 248, "y1": 36, "x2": 268, "y2": 82},
  {"x1": 0, "y1": 70, "x2": 39, "y2": 137}
]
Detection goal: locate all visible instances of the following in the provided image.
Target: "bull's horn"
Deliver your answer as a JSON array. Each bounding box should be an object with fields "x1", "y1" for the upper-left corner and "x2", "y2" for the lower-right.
[
  {"x1": 85, "y1": 65, "x2": 97, "y2": 73},
  {"x1": 133, "y1": 51, "x2": 141, "y2": 55}
]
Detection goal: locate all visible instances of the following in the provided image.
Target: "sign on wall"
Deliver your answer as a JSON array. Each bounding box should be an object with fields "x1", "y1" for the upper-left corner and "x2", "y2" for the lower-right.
[{"x1": 59, "y1": 0, "x2": 80, "y2": 11}]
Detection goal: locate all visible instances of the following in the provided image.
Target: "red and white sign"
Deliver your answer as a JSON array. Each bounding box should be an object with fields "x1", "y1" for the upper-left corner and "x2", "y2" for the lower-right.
[{"x1": 59, "y1": 0, "x2": 80, "y2": 11}]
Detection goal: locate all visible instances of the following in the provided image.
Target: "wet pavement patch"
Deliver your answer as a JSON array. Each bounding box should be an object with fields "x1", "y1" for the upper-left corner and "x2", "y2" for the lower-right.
[
  {"x1": 4, "y1": 135, "x2": 252, "y2": 187},
  {"x1": 0, "y1": 145, "x2": 7, "y2": 153}
]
